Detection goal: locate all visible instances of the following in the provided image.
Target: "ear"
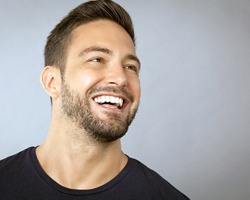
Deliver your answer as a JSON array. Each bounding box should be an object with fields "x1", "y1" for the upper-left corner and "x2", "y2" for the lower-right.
[{"x1": 40, "y1": 66, "x2": 61, "y2": 99}]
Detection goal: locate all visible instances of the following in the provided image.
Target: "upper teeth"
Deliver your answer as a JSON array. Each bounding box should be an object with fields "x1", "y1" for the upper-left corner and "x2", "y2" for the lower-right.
[{"x1": 94, "y1": 96, "x2": 124, "y2": 107}]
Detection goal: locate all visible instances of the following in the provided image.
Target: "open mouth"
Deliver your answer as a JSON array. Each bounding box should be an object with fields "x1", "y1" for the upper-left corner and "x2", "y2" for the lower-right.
[{"x1": 93, "y1": 95, "x2": 125, "y2": 109}]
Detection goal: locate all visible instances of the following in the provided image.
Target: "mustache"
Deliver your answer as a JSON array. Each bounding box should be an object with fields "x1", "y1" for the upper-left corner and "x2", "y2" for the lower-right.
[{"x1": 89, "y1": 86, "x2": 134, "y2": 102}]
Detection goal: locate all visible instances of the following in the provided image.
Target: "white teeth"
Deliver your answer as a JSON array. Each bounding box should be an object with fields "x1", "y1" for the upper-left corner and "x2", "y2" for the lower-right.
[
  {"x1": 101, "y1": 96, "x2": 105, "y2": 102},
  {"x1": 94, "y1": 96, "x2": 124, "y2": 107},
  {"x1": 105, "y1": 96, "x2": 110, "y2": 103},
  {"x1": 119, "y1": 98, "x2": 123, "y2": 107},
  {"x1": 110, "y1": 96, "x2": 115, "y2": 103}
]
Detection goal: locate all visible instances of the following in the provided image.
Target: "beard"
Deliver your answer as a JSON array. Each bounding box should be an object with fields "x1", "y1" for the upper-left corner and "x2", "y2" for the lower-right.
[{"x1": 60, "y1": 81, "x2": 138, "y2": 143}]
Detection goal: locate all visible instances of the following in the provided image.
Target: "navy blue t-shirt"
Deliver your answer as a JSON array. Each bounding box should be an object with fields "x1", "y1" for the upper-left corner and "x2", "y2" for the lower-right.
[{"x1": 0, "y1": 147, "x2": 189, "y2": 199}]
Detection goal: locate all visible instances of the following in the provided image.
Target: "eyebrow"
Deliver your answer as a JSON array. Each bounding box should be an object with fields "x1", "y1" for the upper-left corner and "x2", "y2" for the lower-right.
[
  {"x1": 78, "y1": 46, "x2": 113, "y2": 57},
  {"x1": 78, "y1": 46, "x2": 141, "y2": 68}
]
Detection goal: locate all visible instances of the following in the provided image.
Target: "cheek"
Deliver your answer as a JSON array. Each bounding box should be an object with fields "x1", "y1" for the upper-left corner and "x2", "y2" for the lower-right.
[
  {"x1": 129, "y1": 77, "x2": 141, "y2": 102},
  {"x1": 72, "y1": 71, "x2": 103, "y2": 93}
]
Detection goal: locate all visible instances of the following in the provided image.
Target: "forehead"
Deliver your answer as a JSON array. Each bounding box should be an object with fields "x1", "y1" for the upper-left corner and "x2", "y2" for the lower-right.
[{"x1": 68, "y1": 20, "x2": 136, "y2": 55}]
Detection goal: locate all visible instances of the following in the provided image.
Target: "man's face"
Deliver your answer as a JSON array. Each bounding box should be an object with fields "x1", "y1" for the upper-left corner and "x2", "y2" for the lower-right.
[{"x1": 60, "y1": 20, "x2": 141, "y2": 143}]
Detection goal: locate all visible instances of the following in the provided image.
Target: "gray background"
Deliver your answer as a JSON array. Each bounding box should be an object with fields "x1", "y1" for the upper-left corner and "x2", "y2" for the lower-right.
[{"x1": 0, "y1": 0, "x2": 249, "y2": 199}]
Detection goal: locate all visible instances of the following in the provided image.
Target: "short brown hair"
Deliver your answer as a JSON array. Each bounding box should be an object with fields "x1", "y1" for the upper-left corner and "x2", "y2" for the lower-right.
[{"x1": 44, "y1": 0, "x2": 135, "y2": 75}]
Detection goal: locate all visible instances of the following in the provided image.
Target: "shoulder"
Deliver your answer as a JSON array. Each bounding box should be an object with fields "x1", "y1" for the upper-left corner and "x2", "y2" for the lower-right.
[
  {"x1": 127, "y1": 157, "x2": 190, "y2": 200},
  {"x1": 0, "y1": 147, "x2": 39, "y2": 198},
  {"x1": 0, "y1": 147, "x2": 35, "y2": 176}
]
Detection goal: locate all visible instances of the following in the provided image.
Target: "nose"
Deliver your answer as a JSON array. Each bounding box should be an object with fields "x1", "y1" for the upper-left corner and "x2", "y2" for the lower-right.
[{"x1": 105, "y1": 64, "x2": 127, "y2": 87}]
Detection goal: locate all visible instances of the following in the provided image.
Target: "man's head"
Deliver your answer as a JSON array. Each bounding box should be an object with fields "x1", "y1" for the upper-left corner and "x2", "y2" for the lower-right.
[
  {"x1": 41, "y1": 0, "x2": 140, "y2": 143},
  {"x1": 44, "y1": 0, "x2": 135, "y2": 76}
]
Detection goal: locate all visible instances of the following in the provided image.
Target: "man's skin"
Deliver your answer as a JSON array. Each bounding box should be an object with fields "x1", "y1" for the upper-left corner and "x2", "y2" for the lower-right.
[{"x1": 36, "y1": 20, "x2": 141, "y2": 190}]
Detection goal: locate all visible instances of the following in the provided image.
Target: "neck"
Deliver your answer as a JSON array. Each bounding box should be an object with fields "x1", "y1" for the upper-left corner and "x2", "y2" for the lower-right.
[{"x1": 36, "y1": 117, "x2": 128, "y2": 190}]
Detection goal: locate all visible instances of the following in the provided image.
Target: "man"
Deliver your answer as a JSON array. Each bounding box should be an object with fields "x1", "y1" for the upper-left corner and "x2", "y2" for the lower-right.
[{"x1": 0, "y1": 1, "x2": 189, "y2": 199}]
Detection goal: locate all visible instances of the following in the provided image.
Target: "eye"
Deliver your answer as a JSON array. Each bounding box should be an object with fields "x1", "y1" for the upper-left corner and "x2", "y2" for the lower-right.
[
  {"x1": 90, "y1": 57, "x2": 104, "y2": 63},
  {"x1": 124, "y1": 65, "x2": 139, "y2": 74}
]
